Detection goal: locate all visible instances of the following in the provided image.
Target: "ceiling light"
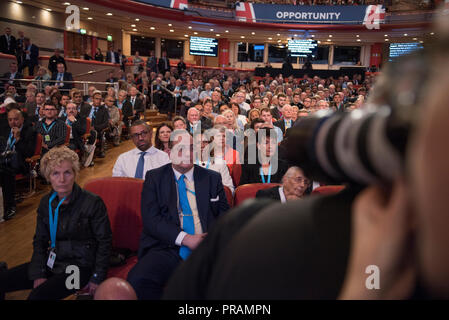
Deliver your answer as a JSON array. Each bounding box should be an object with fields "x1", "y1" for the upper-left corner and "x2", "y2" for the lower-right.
[
  {"x1": 133, "y1": 29, "x2": 137, "y2": 31},
  {"x1": 277, "y1": 33, "x2": 280, "y2": 36},
  {"x1": 241, "y1": 36, "x2": 245, "y2": 39},
  {"x1": 268, "y1": 37, "x2": 272, "y2": 40},
  {"x1": 83, "y1": 7, "x2": 89, "y2": 10},
  {"x1": 403, "y1": 33, "x2": 408, "y2": 36},
  {"x1": 420, "y1": 40, "x2": 424, "y2": 43},
  {"x1": 150, "y1": 27, "x2": 155, "y2": 30},
  {"x1": 184, "y1": 34, "x2": 188, "y2": 37},
  {"x1": 327, "y1": 39, "x2": 331, "y2": 41},
  {"x1": 251, "y1": 32, "x2": 255, "y2": 35},
  {"x1": 356, "y1": 39, "x2": 361, "y2": 42},
  {"x1": 210, "y1": 28, "x2": 214, "y2": 31},
  {"x1": 413, "y1": 37, "x2": 418, "y2": 40},
  {"x1": 188, "y1": 26, "x2": 192, "y2": 29},
  {"x1": 168, "y1": 24, "x2": 172, "y2": 27},
  {"x1": 317, "y1": 40, "x2": 321, "y2": 44},
  {"x1": 16, "y1": 0, "x2": 23, "y2": 3},
  {"x1": 194, "y1": 32, "x2": 198, "y2": 35},
  {"x1": 311, "y1": 34, "x2": 315, "y2": 37},
  {"x1": 329, "y1": 35, "x2": 332, "y2": 37},
  {"x1": 135, "y1": 18, "x2": 140, "y2": 21},
  {"x1": 294, "y1": 34, "x2": 297, "y2": 37},
  {"x1": 106, "y1": 13, "x2": 113, "y2": 16},
  {"x1": 430, "y1": 32, "x2": 435, "y2": 35},
  {"x1": 63, "y1": 2, "x2": 71, "y2": 5},
  {"x1": 384, "y1": 34, "x2": 388, "y2": 37},
  {"x1": 216, "y1": 34, "x2": 220, "y2": 37},
  {"x1": 169, "y1": 29, "x2": 174, "y2": 32},
  {"x1": 87, "y1": 17, "x2": 93, "y2": 20},
  {"x1": 277, "y1": 39, "x2": 281, "y2": 42},
  {"x1": 45, "y1": 8, "x2": 52, "y2": 11},
  {"x1": 356, "y1": 35, "x2": 359, "y2": 37},
  {"x1": 225, "y1": 30, "x2": 229, "y2": 33},
  {"x1": 385, "y1": 38, "x2": 389, "y2": 41},
  {"x1": 131, "y1": 24, "x2": 136, "y2": 27}
]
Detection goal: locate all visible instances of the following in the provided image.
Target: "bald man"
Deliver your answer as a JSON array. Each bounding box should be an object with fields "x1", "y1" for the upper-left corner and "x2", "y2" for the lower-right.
[
  {"x1": 94, "y1": 278, "x2": 137, "y2": 300},
  {"x1": 0, "y1": 108, "x2": 37, "y2": 220}
]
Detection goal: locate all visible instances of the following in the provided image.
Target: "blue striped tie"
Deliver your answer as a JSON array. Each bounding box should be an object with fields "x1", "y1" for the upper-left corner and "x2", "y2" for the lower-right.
[{"x1": 177, "y1": 174, "x2": 194, "y2": 260}]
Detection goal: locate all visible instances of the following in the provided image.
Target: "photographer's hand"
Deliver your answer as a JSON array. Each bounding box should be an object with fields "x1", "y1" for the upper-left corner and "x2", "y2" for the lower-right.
[{"x1": 339, "y1": 180, "x2": 416, "y2": 300}]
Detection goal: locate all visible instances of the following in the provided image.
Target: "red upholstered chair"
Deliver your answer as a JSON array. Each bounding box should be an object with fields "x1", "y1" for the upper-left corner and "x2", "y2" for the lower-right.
[
  {"x1": 230, "y1": 163, "x2": 242, "y2": 187},
  {"x1": 234, "y1": 183, "x2": 281, "y2": 207},
  {"x1": 223, "y1": 186, "x2": 233, "y2": 208},
  {"x1": 63, "y1": 124, "x2": 71, "y2": 146},
  {"x1": 83, "y1": 177, "x2": 144, "y2": 279},
  {"x1": 312, "y1": 185, "x2": 345, "y2": 196}
]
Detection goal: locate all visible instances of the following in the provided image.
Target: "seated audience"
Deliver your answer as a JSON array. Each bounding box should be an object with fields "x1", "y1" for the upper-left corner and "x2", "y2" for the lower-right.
[
  {"x1": 126, "y1": 129, "x2": 230, "y2": 299},
  {"x1": 35, "y1": 102, "x2": 67, "y2": 154},
  {"x1": 172, "y1": 116, "x2": 187, "y2": 130},
  {"x1": 50, "y1": 63, "x2": 73, "y2": 92},
  {"x1": 83, "y1": 91, "x2": 110, "y2": 158},
  {"x1": 112, "y1": 120, "x2": 170, "y2": 178},
  {"x1": 104, "y1": 95, "x2": 122, "y2": 147},
  {"x1": 0, "y1": 147, "x2": 112, "y2": 300},
  {"x1": 154, "y1": 123, "x2": 173, "y2": 156},
  {"x1": 273, "y1": 104, "x2": 295, "y2": 135},
  {"x1": 256, "y1": 166, "x2": 311, "y2": 202},
  {"x1": 0, "y1": 108, "x2": 37, "y2": 220}
]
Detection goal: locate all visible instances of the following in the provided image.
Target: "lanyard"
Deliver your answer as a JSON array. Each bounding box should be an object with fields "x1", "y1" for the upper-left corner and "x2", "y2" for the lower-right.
[
  {"x1": 7, "y1": 131, "x2": 16, "y2": 150},
  {"x1": 66, "y1": 119, "x2": 72, "y2": 126},
  {"x1": 196, "y1": 157, "x2": 210, "y2": 169},
  {"x1": 260, "y1": 164, "x2": 272, "y2": 184},
  {"x1": 48, "y1": 192, "x2": 67, "y2": 249},
  {"x1": 42, "y1": 121, "x2": 56, "y2": 134}
]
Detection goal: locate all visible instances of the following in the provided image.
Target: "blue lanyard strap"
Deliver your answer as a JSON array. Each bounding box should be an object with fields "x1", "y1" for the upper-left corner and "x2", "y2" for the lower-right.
[
  {"x1": 7, "y1": 131, "x2": 16, "y2": 150},
  {"x1": 260, "y1": 164, "x2": 272, "y2": 184},
  {"x1": 42, "y1": 121, "x2": 56, "y2": 134},
  {"x1": 48, "y1": 192, "x2": 67, "y2": 249}
]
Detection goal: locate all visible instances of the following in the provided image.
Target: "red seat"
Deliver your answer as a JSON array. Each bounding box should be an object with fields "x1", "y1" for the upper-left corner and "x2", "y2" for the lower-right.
[
  {"x1": 83, "y1": 177, "x2": 144, "y2": 279},
  {"x1": 312, "y1": 185, "x2": 345, "y2": 195},
  {"x1": 230, "y1": 164, "x2": 242, "y2": 187},
  {"x1": 223, "y1": 186, "x2": 233, "y2": 208},
  {"x1": 64, "y1": 124, "x2": 71, "y2": 146},
  {"x1": 234, "y1": 183, "x2": 281, "y2": 207}
]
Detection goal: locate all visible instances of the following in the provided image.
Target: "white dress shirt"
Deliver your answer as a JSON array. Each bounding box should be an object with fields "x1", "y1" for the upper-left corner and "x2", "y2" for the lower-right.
[
  {"x1": 112, "y1": 146, "x2": 170, "y2": 178},
  {"x1": 278, "y1": 186, "x2": 287, "y2": 203}
]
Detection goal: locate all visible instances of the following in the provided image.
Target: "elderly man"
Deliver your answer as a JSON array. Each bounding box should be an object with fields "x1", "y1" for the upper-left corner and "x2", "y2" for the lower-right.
[
  {"x1": 0, "y1": 108, "x2": 36, "y2": 220},
  {"x1": 273, "y1": 104, "x2": 295, "y2": 135},
  {"x1": 59, "y1": 102, "x2": 86, "y2": 153},
  {"x1": 112, "y1": 120, "x2": 170, "y2": 178},
  {"x1": 127, "y1": 129, "x2": 229, "y2": 299},
  {"x1": 50, "y1": 62, "x2": 73, "y2": 92},
  {"x1": 186, "y1": 107, "x2": 212, "y2": 135},
  {"x1": 316, "y1": 100, "x2": 330, "y2": 111},
  {"x1": 234, "y1": 91, "x2": 250, "y2": 113},
  {"x1": 256, "y1": 166, "x2": 310, "y2": 202},
  {"x1": 199, "y1": 83, "x2": 212, "y2": 102}
]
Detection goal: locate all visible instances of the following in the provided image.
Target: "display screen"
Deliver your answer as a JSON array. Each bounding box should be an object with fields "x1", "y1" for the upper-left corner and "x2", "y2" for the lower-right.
[
  {"x1": 189, "y1": 37, "x2": 218, "y2": 57},
  {"x1": 389, "y1": 42, "x2": 423, "y2": 60},
  {"x1": 288, "y1": 39, "x2": 318, "y2": 58}
]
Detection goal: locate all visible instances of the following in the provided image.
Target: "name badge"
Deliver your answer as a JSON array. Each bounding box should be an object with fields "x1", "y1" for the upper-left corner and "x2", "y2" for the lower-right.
[
  {"x1": 45, "y1": 135, "x2": 51, "y2": 142},
  {"x1": 47, "y1": 251, "x2": 56, "y2": 269}
]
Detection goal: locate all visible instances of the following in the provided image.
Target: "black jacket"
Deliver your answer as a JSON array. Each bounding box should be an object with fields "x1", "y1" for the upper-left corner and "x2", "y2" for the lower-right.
[
  {"x1": 48, "y1": 55, "x2": 66, "y2": 76},
  {"x1": 79, "y1": 105, "x2": 110, "y2": 132},
  {"x1": 158, "y1": 57, "x2": 171, "y2": 74},
  {"x1": 50, "y1": 72, "x2": 74, "y2": 91},
  {"x1": 60, "y1": 114, "x2": 87, "y2": 150},
  {"x1": 29, "y1": 183, "x2": 112, "y2": 284},
  {"x1": 0, "y1": 34, "x2": 17, "y2": 55},
  {"x1": 239, "y1": 158, "x2": 289, "y2": 186},
  {"x1": 255, "y1": 186, "x2": 281, "y2": 201}
]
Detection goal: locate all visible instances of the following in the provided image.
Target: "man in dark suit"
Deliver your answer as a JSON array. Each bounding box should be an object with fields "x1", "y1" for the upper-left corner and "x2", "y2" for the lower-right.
[
  {"x1": 0, "y1": 27, "x2": 16, "y2": 55},
  {"x1": 0, "y1": 108, "x2": 37, "y2": 220},
  {"x1": 146, "y1": 50, "x2": 158, "y2": 75},
  {"x1": 256, "y1": 166, "x2": 311, "y2": 202},
  {"x1": 59, "y1": 102, "x2": 86, "y2": 152},
  {"x1": 127, "y1": 130, "x2": 230, "y2": 299},
  {"x1": 332, "y1": 93, "x2": 346, "y2": 112},
  {"x1": 158, "y1": 51, "x2": 170, "y2": 75},
  {"x1": 185, "y1": 107, "x2": 212, "y2": 135},
  {"x1": 81, "y1": 91, "x2": 110, "y2": 158},
  {"x1": 117, "y1": 49, "x2": 126, "y2": 71},
  {"x1": 26, "y1": 91, "x2": 45, "y2": 124},
  {"x1": 47, "y1": 48, "x2": 66, "y2": 76},
  {"x1": 50, "y1": 62, "x2": 73, "y2": 92},
  {"x1": 19, "y1": 37, "x2": 39, "y2": 76},
  {"x1": 128, "y1": 86, "x2": 144, "y2": 119},
  {"x1": 116, "y1": 89, "x2": 135, "y2": 131},
  {"x1": 273, "y1": 104, "x2": 295, "y2": 135},
  {"x1": 106, "y1": 47, "x2": 119, "y2": 64},
  {"x1": 271, "y1": 93, "x2": 287, "y2": 121},
  {"x1": 105, "y1": 71, "x2": 118, "y2": 89},
  {"x1": 2, "y1": 61, "x2": 23, "y2": 89}
]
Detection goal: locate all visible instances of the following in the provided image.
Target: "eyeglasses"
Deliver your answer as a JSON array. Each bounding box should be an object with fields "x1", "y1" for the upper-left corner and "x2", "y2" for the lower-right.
[
  {"x1": 131, "y1": 131, "x2": 149, "y2": 139},
  {"x1": 292, "y1": 177, "x2": 311, "y2": 185}
]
